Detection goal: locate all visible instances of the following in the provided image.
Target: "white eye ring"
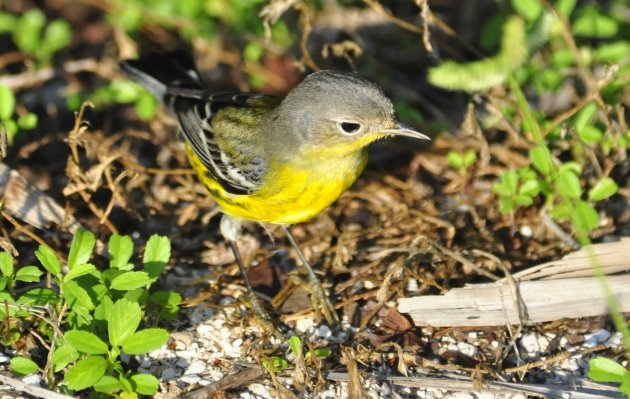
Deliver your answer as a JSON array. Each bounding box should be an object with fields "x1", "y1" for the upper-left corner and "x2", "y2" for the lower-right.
[{"x1": 337, "y1": 121, "x2": 362, "y2": 135}]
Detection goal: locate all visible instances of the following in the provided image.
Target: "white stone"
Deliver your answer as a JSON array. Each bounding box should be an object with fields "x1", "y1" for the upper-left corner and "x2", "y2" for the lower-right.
[
  {"x1": 180, "y1": 374, "x2": 201, "y2": 385},
  {"x1": 295, "y1": 317, "x2": 315, "y2": 333},
  {"x1": 0, "y1": 354, "x2": 9, "y2": 363},
  {"x1": 232, "y1": 338, "x2": 243, "y2": 347},
  {"x1": 21, "y1": 374, "x2": 41, "y2": 385},
  {"x1": 520, "y1": 333, "x2": 549, "y2": 355},
  {"x1": 185, "y1": 360, "x2": 206, "y2": 375},
  {"x1": 248, "y1": 383, "x2": 273, "y2": 398},
  {"x1": 457, "y1": 342, "x2": 478, "y2": 358},
  {"x1": 604, "y1": 332, "x2": 622, "y2": 348},
  {"x1": 520, "y1": 225, "x2": 533, "y2": 237}
]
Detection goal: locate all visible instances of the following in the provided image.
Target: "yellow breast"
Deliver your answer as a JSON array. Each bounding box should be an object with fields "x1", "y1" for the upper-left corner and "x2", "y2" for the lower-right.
[{"x1": 187, "y1": 144, "x2": 368, "y2": 224}]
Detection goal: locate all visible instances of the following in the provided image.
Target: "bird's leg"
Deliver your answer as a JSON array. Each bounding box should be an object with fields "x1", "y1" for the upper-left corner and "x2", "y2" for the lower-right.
[
  {"x1": 281, "y1": 225, "x2": 339, "y2": 324},
  {"x1": 220, "y1": 215, "x2": 275, "y2": 329}
]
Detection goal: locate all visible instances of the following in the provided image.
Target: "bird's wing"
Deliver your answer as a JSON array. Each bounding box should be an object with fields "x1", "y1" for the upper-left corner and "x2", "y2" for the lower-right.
[{"x1": 173, "y1": 93, "x2": 278, "y2": 195}]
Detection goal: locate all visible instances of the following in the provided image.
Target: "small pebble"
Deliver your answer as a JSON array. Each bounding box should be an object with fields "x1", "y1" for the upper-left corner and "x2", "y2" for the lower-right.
[
  {"x1": 185, "y1": 360, "x2": 206, "y2": 375},
  {"x1": 584, "y1": 329, "x2": 611, "y2": 347},
  {"x1": 520, "y1": 333, "x2": 549, "y2": 355},
  {"x1": 295, "y1": 317, "x2": 315, "y2": 333},
  {"x1": 520, "y1": 225, "x2": 533, "y2": 237},
  {"x1": 0, "y1": 354, "x2": 9, "y2": 363},
  {"x1": 457, "y1": 342, "x2": 478, "y2": 358},
  {"x1": 21, "y1": 374, "x2": 41, "y2": 385},
  {"x1": 318, "y1": 325, "x2": 332, "y2": 338},
  {"x1": 180, "y1": 374, "x2": 201, "y2": 385},
  {"x1": 160, "y1": 367, "x2": 180, "y2": 380}
]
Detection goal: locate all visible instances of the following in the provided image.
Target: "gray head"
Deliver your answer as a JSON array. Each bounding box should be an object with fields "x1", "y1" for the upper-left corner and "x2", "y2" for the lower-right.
[{"x1": 271, "y1": 70, "x2": 428, "y2": 152}]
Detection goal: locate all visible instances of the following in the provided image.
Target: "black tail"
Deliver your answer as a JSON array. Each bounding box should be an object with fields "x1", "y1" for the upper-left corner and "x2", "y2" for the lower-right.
[{"x1": 119, "y1": 50, "x2": 205, "y2": 106}]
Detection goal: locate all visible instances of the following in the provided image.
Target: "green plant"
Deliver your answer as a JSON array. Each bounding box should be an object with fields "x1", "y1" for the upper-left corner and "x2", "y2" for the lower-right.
[
  {"x1": 0, "y1": 84, "x2": 38, "y2": 143},
  {"x1": 588, "y1": 342, "x2": 630, "y2": 397},
  {"x1": 4, "y1": 229, "x2": 179, "y2": 397},
  {"x1": 0, "y1": 9, "x2": 72, "y2": 66},
  {"x1": 447, "y1": 150, "x2": 477, "y2": 174}
]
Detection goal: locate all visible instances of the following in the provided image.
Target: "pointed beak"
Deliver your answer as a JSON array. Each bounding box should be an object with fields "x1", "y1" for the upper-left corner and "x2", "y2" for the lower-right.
[{"x1": 381, "y1": 123, "x2": 431, "y2": 140}]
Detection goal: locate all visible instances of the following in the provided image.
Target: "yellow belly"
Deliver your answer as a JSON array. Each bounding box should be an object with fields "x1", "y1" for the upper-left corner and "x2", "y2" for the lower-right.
[{"x1": 186, "y1": 145, "x2": 367, "y2": 224}]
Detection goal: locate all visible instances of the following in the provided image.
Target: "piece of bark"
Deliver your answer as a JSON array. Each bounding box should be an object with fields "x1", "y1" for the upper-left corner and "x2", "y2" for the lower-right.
[
  {"x1": 0, "y1": 163, "x2": 82, "y2": 233},
  {"x1": 398, "y1": 275, "x2": 630, "y2": 327}
]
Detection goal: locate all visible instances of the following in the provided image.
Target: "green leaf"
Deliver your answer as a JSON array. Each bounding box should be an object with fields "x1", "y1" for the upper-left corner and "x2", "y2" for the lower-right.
[
  {"x1": 529, "y1": 144, "x2": 553, "y2": 176},
  {"x1": 15, "y1": 266, "x2": 43, "y2": 283},
  {"x1": 498, "y1": 197, "x2": 515, "y2": 214},
  {"x1": 0, "y1": 12, "x2": 17, "y2": 34},
  {"x1": 108, "y1": 298, "x2": 141, "y2": 346},
  {"x1": 51, "y1": 344, "x2": 79, "y2": 373},
  {"x1": 557, "y1": 169, "x2": 582, "y2": 199},
  {"x1": 62, "y1": 280, "x2": 94, "y2": 310},
  {"x1": 573, "y1": 102, "x2": 597, "y2": 133},
  {"x1": 588, "y1": 178, "x2": 618, "y2": 202},
  {"x1": 35, "y1": 245, "x2": 61, "y2": 277},
  {"x1": 108, "y1": 80, "x2": 141, "y2": 103},
  {"x1": 514, "y1": 194, "x2": 533, "y2": 206},
  {"x1": 510, "y1": 0, "x2": 542, "y2": 21},
  {"x1": 429, "y1": 17, "x2": 528, "y2": 92},
  {"x1": 122, "y1": 328, "x2": 169, "y2": 354},
  {"x1": 0, "y1": 84, "x2": 15, "y2": 121},
  {"x1": 556, "y1": 0, "x2": 576, "y2": 17},
  {"x1": 595, "y1": 41, "x2": 630, "y2": 63},
  {"x1": 17, "y1": 288, "x2": 57, "y2": 306},
  {"x1": 64, "y1": 355, "x2": 107, "y2": 391},
  {"x1": 518, "y1": 179, "x2": 540, "y2": 197},
  {"x1": 0, "y1": 251, "x2": 14, "y2": 276},
  {"x1": 288, "y1": 335, "x2": 302, "y2": 357},
  {"x1": 446, "y1": 151, "x2": 463, "y2": 170},
  {"x1": 130, "y1": 373, "x2": 160, "y2": 395},
  {"x1": 17, "y1": 113, "x2": 38, "y2": 130},
  {"x1": 262, "y1": 356, "x2": 289, "y2": 372},
  {"x1": 68, "y1": 229, "x2": 96, "y2": 270},
  {"x1": 63, "y1": 263, "x2": 96, "y2": 282},
  {"x1": 41, "y1": 19, "x2": 72, "y2": 55},
  {"x1": 588, "y1": 356, "x2": 629, "y2": 383},
  {"x1": 143, "y1": 235, "x2": 171, "y2": 279},
  {"x1": 93, "y1": 376, "x2": 122, "y2": 394},
  {"x1": 14, "y1": 10, "x2": 46, "y2": 54},
  {"x1": 109, "y1": 234, "x2": 134, "y2": 270},
  {"x1": 135, "y1": 92, "x2": 158, "y2": 120},
  {"x1": 111, "y1": 271, "x2": 151, "y2": 291},
  {"x1": 10, "y1": 357, "x2": 39, "y2": 376},
  {"x1": 573, "y1": 6, "x2": 618, "y2": 38},
  {"x1": 65, "y1": 331, "x2": 109, "y2": 354},
  {"x1": 572, "y1": 201, "x2": 599, "y2": 232},
  {"x1": 463, "y1": 150, "x2": 477, "y2": 168},
  {"x1": 578, "y1": 125, "x2": 603, "y2": 144},
  {"x1": 150, "y1": 290, "x2": 182, "y2": 308}
]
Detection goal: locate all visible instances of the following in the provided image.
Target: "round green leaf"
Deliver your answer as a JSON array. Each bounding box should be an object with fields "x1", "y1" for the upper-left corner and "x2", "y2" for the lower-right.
[
  {"x1": 111, "y1": 271, "x2": 151, "y2": 291},
  {"x1": 578, "y1": 125, "x2": 603, "y2": 144},
  {"x1": 588, "y1": 177, "x2": 618, "y2": 202},
  {"x1": 65, "y1": 330, "x2": 109, "y2": 354},
  {"x1": 93, "y1": 376, "x2": 122, "y2": 394},
  {"x1": 0, "y1": 251, "x2": 14, "y2": 276},
  {"x1": 135, "y1": 92, "x2": 157, "y2": 120},
  {"x1": 68, "y1": 229, "x2": 96, "y2": 270},
  {"x1": 130, "y1": 373, "x2": 160, "y2": 395},
  {"x1": 15, "y1": 266, "x2": 43, "y2": 282},
  {"x1": 121, "y1": 328, "x2": 169, "y2": 354},
  {"x1": 41, "y1": 19, "x2": 72, "y2": 54},
  {"x1": 572, "y1": 201, "x2": 599, "y2": 232},
  {"x1": 557, "y1": 169, "x2": 582, "y2": 199},
  {"x1": 10, "y1": 357, "x2": 39, "y2": 376},
  {"x1": 109, "y1": 234, "x2": 134, "y2": 270},
  {"x1": 530, "y1": 145, "x2": 553, "y2": 176},
  {"x1": 108, "y1": 298, "x2": 141, "y2": 346},
  {"x1": 446, "y1": 151, "x2": 464, "y2": 169},
  {"x1": 17, "y1": 113, "x2": 38, "y2": 130},
  {"x1": 589, "y1": 356, "x2": 628, "y2": 383},
  {"x1": 64, "y1": 355, "x2": 107, "y2": 391},
  {"x1": 0, "y1": 84, "x2": 15, "y2": 121},
  {"x1": 35, "y1": 245, "x2": 61, "y2": 277}
]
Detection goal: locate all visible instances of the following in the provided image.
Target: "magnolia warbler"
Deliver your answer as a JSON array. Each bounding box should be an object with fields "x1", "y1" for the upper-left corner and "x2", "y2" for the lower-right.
[{"x1": 121, "y1": 51, "x2": 429, "y2": 325}]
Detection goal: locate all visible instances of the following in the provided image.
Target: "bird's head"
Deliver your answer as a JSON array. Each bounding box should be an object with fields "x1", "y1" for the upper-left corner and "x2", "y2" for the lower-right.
[{"x1": 273, "y1": 70, "x2": 429, "y2": 154}]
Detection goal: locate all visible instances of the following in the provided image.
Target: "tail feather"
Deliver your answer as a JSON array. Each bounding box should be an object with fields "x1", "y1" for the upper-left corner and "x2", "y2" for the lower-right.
[{"x1": 120, "y1": 50, "x2": 205, "y2": 106}]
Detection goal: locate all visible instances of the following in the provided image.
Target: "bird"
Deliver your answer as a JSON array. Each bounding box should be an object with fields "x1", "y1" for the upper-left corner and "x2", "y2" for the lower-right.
[{"x1": 120, "y1": 50, "x2": 429, "y2": 325}]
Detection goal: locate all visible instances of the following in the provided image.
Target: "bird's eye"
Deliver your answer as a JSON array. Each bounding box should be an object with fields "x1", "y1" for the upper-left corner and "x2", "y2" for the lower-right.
[{"x1": 339, "y1": 122, "x2": 362, "y2": 134}]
